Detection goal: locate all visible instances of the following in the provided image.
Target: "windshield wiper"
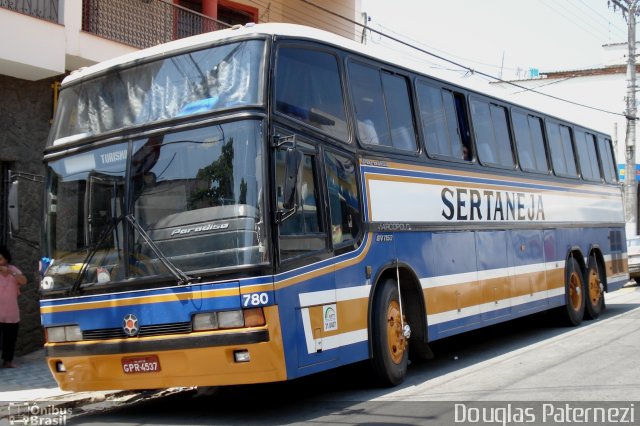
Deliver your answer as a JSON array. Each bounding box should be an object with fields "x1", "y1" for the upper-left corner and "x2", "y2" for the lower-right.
[
  {"x1": 125, "y1": 214, "x2": 198, "y2": 285},
  {"x1": 69, "y1": 214, "x2": 125, "y2": 295}
]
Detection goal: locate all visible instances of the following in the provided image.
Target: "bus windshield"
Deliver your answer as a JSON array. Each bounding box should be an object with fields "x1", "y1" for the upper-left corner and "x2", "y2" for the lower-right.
[
  {"x1": 49, "y1": 39, "x2": 265, "y2": 145},
  {"x1": 42, "y1": 120, "x2": 267, "y2": 293}
]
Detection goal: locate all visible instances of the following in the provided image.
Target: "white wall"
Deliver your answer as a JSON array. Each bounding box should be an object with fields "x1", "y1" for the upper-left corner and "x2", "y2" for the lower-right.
[{"x1": 0, "y1": 1, "x2": 136, "y2": 81}]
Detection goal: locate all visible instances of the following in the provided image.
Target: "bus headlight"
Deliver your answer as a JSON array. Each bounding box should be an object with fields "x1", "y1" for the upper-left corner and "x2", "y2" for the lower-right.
[
  {"x1": 46, "y1": 325, "x2": 82, "y2": 343},
  {"x1": 192, "y1": 309, "x2": 264, "y2": 332},
  {"x1": 192, "y1": 312, "x2": 219, "y2": 331},
  {"x1": 218, "y1": 311, "x2": 244, "y2": 329}
]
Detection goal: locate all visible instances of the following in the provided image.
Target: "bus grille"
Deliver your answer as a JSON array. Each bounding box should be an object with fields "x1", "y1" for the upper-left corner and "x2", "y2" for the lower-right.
[{"x1": 82, "y1": 322, "x2": 192, "y2": 340}]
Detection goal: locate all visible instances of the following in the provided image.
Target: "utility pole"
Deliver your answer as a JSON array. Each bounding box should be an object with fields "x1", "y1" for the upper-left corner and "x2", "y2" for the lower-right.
[{"x1": 610, "y1": 0, "x2": 639, "y2": 236}]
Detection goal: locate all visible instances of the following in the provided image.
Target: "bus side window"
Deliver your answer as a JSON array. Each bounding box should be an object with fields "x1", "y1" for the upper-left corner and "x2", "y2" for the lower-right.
[
  {"x1": 575, "y1": 131, "x2": 601, "y2": 181},
  {"x1": 470, "y1": 98, "x2": 514, "y2": 168},
  {"x1": 276, "y1": 148, "x2": 326, "y2": 261},
  {"x1": 349, "y1": 61, "x2": 417, "y2": 151},
  {"x1": 416, "y1": 81, "x2": 469, "y2": 161},
  {"x1": 275, "y1": 47, "x2": 348, "y2": 141},
  {"x1": 548, "y1": 122, "x2": 578, "y2": 178},
  {"x1": 324, "y1": 151, "x2": 361, "y2": 247},
  {"x1": 512, "y1": 111, "x2": 549, "y2": 173},
  {"x1": 597, "y1": 136, "x2": 618, "y2": 183}
]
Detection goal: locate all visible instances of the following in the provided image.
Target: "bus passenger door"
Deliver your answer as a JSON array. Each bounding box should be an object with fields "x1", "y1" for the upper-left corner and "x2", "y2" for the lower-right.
[{"x1": 272, "y1": 129, "x2": 336, "y2": 369}]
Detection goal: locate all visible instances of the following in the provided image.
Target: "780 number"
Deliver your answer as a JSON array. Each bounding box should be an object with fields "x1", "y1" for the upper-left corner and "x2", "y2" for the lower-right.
[{"x1": 242, "y1": 292, "x2": 269, "y2": 307}]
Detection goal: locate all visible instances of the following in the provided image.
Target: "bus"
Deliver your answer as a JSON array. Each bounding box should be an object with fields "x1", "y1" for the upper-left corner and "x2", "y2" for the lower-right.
[{"x1": 34, "y1": 23, "x2": 628, "y2": 390}]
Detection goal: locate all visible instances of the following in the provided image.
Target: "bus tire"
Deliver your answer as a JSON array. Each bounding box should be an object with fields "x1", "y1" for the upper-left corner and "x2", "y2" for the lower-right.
[
  {"x1": 371, "y1": 278, "x2": 408, "y2": 386},
  {"x1": 584, "y1": 256, "x2": 605, "y2": 320},
  {"x1": 560, "y1": 257, "x2": 585, "y2": 326}
]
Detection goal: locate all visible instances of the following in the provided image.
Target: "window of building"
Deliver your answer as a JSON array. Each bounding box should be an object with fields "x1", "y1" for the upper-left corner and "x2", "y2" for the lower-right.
[
  {"x1": 176, "y1": 0, "x2": 258, "y2": 25},
  {"x1": 547, "y1": 121, "x2": 578, "y2": 178},
  {"x1": 470, "y1": 99, "x2": 514, "y2": 167},
  {"x1": 349, "y1": 61, "x2": 417, "y2": 151},
  {"x1": 417, "y1": 82, "x2": 470, "y2": 161},
  {"x1": 275, "y1": 47, "x2": 348, "y2": 141},
  {"x1": 512, "y1": 110, "x2": 549, "y2": 173},
  {"x1": 218, "y1": 0, "x2": 258, "y2": 25}
]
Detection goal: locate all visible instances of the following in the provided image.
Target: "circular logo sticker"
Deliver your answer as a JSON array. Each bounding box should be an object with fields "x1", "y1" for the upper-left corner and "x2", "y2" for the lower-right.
[{"x1": 123, "y1": 314, "x2": 139, "y2": 337}]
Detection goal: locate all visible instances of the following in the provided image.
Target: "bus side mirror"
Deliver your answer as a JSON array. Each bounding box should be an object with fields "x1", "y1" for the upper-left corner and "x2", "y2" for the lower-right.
[
  {"x1": 8, "y1": 180, "x2": 19, "y2": 234},
  {"x1": 282, "y1": 148, "x2": 302, "y2": 211}
]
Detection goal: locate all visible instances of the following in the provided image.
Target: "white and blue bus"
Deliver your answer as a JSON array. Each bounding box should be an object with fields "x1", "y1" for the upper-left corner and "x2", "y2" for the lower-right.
[{"x1": 35, "y1": 23, "x2": 627, "y2": 390}]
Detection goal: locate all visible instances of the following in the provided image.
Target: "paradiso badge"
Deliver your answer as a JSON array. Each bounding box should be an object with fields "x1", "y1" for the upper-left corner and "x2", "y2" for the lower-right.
[{"x1": 123, "y1": 314, "x2": 139, "y2": 337}]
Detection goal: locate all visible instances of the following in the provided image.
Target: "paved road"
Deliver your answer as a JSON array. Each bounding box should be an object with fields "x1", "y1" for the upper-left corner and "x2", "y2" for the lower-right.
[{"x1": 52, "y1": 284, "x2": 640, "y2": 425}]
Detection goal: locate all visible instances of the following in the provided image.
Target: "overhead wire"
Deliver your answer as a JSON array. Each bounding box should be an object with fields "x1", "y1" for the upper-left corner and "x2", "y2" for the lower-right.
[
  {"x1": 540, "y1": 0, "x2": 613, "y2": 43},
  {"x1": 300, "y1": 0, "x2": 628, "y2": 118},
  {"x1": 575, "y1": 0, "x2": 628, "y2": 40}
]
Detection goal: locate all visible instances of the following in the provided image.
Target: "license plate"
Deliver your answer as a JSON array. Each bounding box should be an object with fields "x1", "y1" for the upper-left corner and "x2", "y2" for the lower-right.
[{"x1": 121, "y1": 355, "x2": 161, "y2": 374}]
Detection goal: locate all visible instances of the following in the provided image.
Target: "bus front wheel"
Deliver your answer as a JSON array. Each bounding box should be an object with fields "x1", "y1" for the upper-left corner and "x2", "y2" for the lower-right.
[{"x1": 371, "y1": 278, "x2": 408, "y2": 386}]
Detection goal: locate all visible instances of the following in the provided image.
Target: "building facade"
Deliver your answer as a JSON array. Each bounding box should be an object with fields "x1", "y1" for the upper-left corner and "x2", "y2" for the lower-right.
[{"x1": 0, "y1": 0, "x2": 362, "y2": 355}]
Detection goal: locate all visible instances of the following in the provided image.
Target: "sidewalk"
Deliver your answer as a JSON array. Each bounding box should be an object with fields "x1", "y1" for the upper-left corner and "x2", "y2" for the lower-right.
[
  {"x1": 0, "y1": 349, "x2": 191, "y2": 424},
  {"x1": 0, "y1": 348, "x2": 132, "y2": 423}
]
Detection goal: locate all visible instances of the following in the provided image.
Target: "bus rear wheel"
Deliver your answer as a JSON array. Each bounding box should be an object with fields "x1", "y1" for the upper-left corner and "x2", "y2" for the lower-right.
[
  {"x1": 560, "y1": 257, "x2": 585, "y2": 326},
  {"x1": 371, "y1": 278, "x2": 408, "y2": 386},
  {"x1": 584, "y1": 256, "x2": 605, "y2": 320}
]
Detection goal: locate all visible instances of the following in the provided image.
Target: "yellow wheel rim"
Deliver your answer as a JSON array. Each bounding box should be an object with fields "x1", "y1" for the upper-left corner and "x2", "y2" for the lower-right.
[
  {"x1": 386, "y1": 300, "x2": 406, "y2": 365},
  {"x1": 569, "y1": 271, "x2": 582, "y2": 311},
  {"x1": 588, "y1": 268, "x2": 602, "y2": 306}
]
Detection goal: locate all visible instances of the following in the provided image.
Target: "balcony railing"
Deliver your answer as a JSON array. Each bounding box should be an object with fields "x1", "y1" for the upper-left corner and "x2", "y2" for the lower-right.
[
  {"x1": 82, "y1": 0, "x2": 231, "y2": 50},
  {"x1": 0, "y1": 0, "x2": 59, "y2": 23}
]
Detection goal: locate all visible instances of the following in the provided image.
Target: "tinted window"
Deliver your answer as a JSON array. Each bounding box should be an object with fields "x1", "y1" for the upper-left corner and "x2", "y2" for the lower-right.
[
  {"x1": 470, "y1": 99, "x2": 513, "y2": 167},
  {"x1": 52, "y1": 40, "x2": 265, "y2": 143},
  {"x1": 575, "y1": 131, "x2": 601, "y2": 181},
  {"x1": 597, "y1": 136, "x2": 617, "y2": 183},
  {"x1": 417, "y1": 82, "x2": 470, "y2": 160},
  {"x1": 512, "y1": 111, "x2": 548, "y2": 173},
  {"x1": 325, "y1": 151, "x2": 361, "y2": 245},
  {"x1": 382, "y1": 73, "x2": 418, "y2": 151},
  {"x1": 275, "y1": 47, "x2": 348, "y2": 140},
  {"x1": 349, "y1": 61, "x2": 417, "y2": 151},
  {"x1": 547, "y1": 122, "x2": 578, "y2": 177}
]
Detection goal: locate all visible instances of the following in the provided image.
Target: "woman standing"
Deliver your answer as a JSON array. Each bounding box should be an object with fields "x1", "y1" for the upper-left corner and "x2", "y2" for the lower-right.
[{"x1": 0, "y1": 246, "x2": 27, "y2": 368}]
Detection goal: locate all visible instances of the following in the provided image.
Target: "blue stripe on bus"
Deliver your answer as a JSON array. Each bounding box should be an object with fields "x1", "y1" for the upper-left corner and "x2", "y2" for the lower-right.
[
  {"x1": 41, "y1": 294, "x2": 242, "y2": 330},
  {"x1": 41, "y1": 277, "x2": 274, "y2": 308}
]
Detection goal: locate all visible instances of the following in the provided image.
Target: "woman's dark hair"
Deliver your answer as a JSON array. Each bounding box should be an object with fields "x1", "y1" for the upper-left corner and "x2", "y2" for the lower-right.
[{"x1": 0, "y1": 246, "x2": 12, "y2": 263}]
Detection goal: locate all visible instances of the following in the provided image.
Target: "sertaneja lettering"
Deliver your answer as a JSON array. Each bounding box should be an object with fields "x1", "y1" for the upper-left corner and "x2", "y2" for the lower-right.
[{"x1": 441, "y1": 187, "x2": 545, "y2": 221}]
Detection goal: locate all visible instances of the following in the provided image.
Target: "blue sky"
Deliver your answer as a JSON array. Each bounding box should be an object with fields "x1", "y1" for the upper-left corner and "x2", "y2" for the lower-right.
[{"x1": 361, "y1": 0, "x2": 631, "y2": 80}]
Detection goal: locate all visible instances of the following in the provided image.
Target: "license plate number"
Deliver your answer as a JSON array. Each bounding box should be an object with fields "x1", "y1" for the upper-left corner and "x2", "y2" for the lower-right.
[{"x1": 121, "y1": 355, "x2": 160, "y2": 374}]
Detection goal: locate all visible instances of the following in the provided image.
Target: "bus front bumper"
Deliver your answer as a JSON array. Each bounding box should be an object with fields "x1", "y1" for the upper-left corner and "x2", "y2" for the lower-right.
[{"x1": 44, "y1": 327, "x2": 287, "y2": 391}]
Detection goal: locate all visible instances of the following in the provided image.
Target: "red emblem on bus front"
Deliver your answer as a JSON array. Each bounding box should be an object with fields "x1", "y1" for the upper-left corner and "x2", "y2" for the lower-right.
[{"x1": 123, "y1": 314, "x2": 139, "y2": 337}]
